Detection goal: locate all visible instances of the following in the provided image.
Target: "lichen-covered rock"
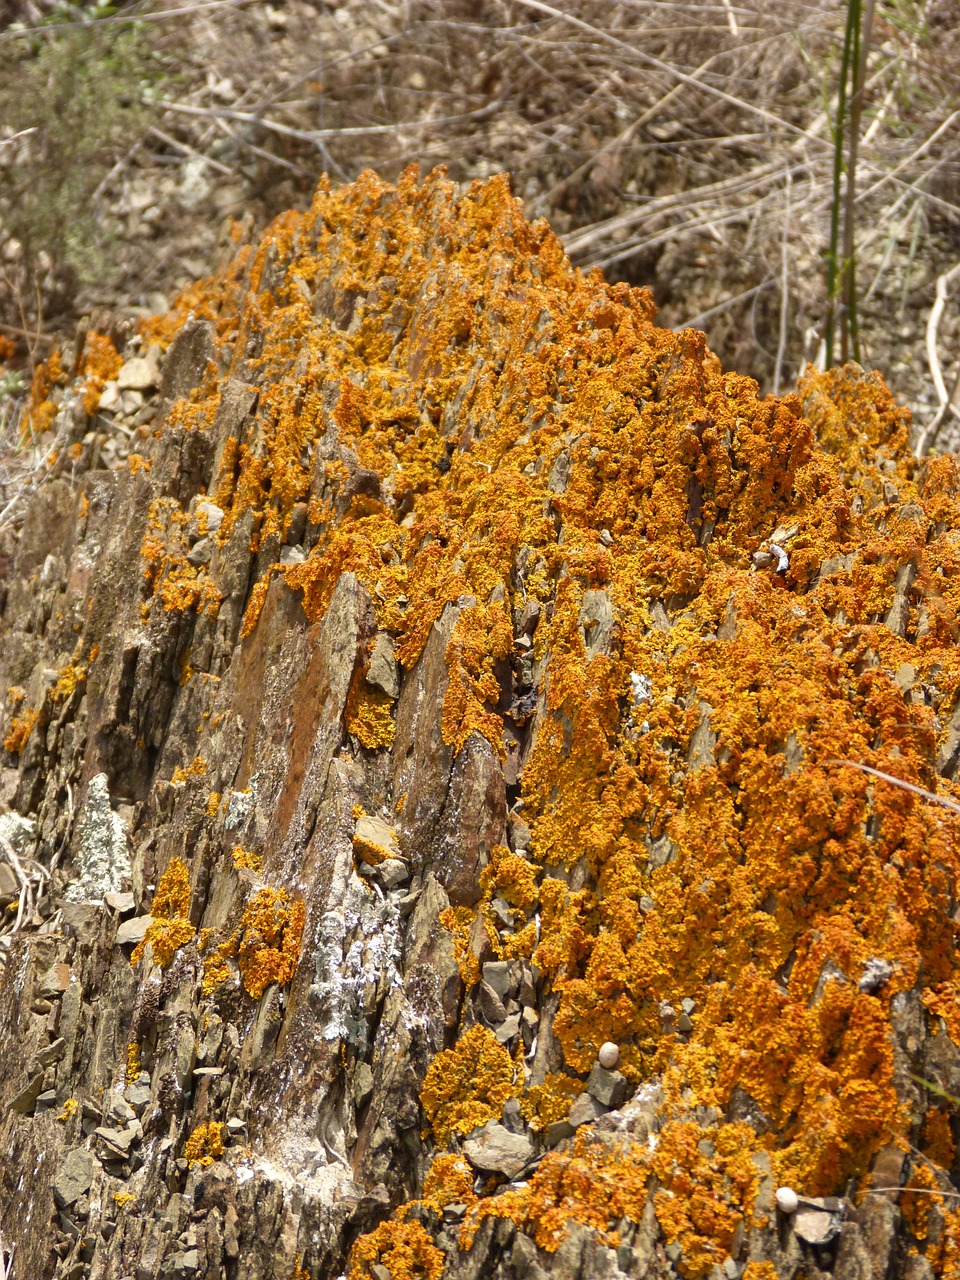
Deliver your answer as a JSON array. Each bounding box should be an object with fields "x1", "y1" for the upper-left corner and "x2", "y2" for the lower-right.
[{"x1": 2, "y1": 166, "x2": 960, "y2": 1280}]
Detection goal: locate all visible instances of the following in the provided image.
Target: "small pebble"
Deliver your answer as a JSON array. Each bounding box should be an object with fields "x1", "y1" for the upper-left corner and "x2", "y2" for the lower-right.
[
  {"x1": 598, "y1": 1041, "x2": 619, "y2": 1069},
  {"x1": 775, "y1": 1186, "x2": 799, "y2": 1214}
]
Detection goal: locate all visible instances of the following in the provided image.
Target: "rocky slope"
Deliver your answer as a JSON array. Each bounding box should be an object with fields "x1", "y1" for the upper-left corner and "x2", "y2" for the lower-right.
[{"x1": 1, "y1": 167, "x2": 960, "y2": 1280}]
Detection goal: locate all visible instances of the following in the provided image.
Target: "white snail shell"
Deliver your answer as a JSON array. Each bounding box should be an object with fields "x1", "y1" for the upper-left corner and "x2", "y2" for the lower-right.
[
  {"x1": 598, "y1": 1041, "x2": 619, "y2": 1069},
  {"x1": 775, "y1": 1186, "x2": 799, "y2": 1214}
]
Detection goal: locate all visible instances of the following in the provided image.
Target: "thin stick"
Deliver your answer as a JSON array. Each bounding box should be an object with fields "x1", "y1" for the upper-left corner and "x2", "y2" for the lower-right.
[
  {"x1": 773, "y1": 171, "x2": 791, "y2": 395},
  {"x1": 826, "y1": 0, "x2": 858, "y2": 368},
  {"x1": 828, "y1": 759, "x2": 960, "y2": 815},
  {"x1": 841, "y1": 0, "x2": 875, "y2": 363}
]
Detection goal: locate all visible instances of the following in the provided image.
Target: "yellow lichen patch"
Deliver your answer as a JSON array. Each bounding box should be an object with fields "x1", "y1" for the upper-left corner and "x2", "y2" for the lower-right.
[
  {"x1": 140, "y1": 497, "x2": 222, "y2": 619},
  {"x1": 171, "y1": 756, "x2": 207, "y2": 784},
  {"x1": 126, "y1": 1042, "x2": 141, "y2": 1084},
  {"x1": 4, "y1": 706, "x2": 38, "y2": 755},
  {"x1": 130, "y1": 857, "x2": 195, "y2": 970},
  {"x1": 461, "y1": 1127, "x2": 650, "y2": 1254},
  {"x1": 416, "y1": 1154, "x2": 478, "y2": 1216},
  {"x1": 440, "y1": 905, "x2": 481, "y2": 989},
  {"x1": 206, "y1": 791, "x2": 221, "y2": 818},
  {"x1": 922, "y1": 1107, "x2": 956, "y2": 1173},
  {"x1": 165, "y1": 358, "x2": 221, "y2": 432},
  {"x1": 183, "y1": 1120, "x2": 225, "y2": 1168},
  {"x1": 113, "y1": 1191, "x2": 136, "y2": 1208},
  {"x1": 650, "y1": 1121, "x2": 761, "y2": 1278},
  {"x1": 237, "y1": 887, "x2": 306, "y2": 999},
  {"x1": 344, "y1": 665, "x2": 395, "y2": 749},
  {"x1": 50, "y1": 660, "x2": 88, "y2": 703},
  {"x1": 56, "y1": 1098, "x2": 78, "y2": 1123},
  {"x1": 232, "y1": 845, "x2": 264, "y2": 872},
  {"x1": 441, "y1": 599, "x2": 513, "y2": 757},
  {"x1": 78, "y1": 332, "x2": 122, "y2": 415},
  {"x1": 201, "y1": 931, "x2": 238, "y2": 997},
  {"x1": 21, "y1": 348, "x2": 65, "y2": 438},
  {"x1": 419, "y1": 1024, "x2": 518, "y2": 1146},
  {"x1": 352, "y1": 813, "x2": 400, "y2": 865},
  {"x1": 347, "y1": 1219, "x2": 444, "y2": 1280}
]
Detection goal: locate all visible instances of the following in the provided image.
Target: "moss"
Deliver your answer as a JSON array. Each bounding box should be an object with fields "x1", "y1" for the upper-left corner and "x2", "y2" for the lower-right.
[
  {"x1": 183, "y1": 1120, "x2": 225, "y2": 1167},
  {"x1": 131, "y1": 857, "x2": 195, "y2": 970},
  {"x1": 419, "y1": 1024, "x2": 518, "y2": 1146}
]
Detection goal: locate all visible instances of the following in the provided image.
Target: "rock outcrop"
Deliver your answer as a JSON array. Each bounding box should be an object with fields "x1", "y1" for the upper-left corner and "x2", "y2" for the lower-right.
[{"x1": 2, "y1": 166, "x2": 960, "y2": 1280}]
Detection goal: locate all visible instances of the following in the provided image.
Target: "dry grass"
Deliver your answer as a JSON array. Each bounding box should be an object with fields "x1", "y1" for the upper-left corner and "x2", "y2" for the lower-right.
[{"x1": 1, "y1": 0, "x2": 959, "y2": 442}]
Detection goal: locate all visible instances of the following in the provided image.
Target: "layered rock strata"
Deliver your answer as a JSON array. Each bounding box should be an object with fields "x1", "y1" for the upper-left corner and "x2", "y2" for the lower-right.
[{"x1": 2, "y1": 167, "x2": 960, "y2": 1280}]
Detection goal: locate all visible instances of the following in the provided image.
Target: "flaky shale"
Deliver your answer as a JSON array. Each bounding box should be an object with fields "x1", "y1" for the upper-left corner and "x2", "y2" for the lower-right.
[{"x1": 2, "y1": 166, "x2": 960, "y2": 1280}]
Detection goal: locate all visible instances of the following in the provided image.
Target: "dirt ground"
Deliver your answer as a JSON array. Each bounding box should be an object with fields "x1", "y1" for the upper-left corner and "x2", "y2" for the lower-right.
[{"x1": 1, "y1": 0, "x2": 959, "y2": 447}]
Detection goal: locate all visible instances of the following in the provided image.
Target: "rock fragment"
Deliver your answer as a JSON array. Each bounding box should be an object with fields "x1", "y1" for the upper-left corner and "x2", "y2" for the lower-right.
[
  {"x1": 53, "y1": 1149, "x2": 100, "y2": 1208},
  {"x1": 463, "y1": 1122, "x2": 535, "y2": 1177}
]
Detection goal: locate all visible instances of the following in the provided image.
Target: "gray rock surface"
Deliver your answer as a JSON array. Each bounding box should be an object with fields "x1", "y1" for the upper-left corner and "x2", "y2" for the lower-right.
[{"x1": 463, "y1": 1122, "x2": 535, "y2": 1177}]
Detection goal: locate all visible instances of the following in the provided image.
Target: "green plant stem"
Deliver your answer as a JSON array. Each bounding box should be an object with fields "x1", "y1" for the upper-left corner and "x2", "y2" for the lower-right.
[
  {"x1": 841, "y1": 0, "x2": 875, "y2": 363},
  {"x1": 826, "y1": 0, "x2": 859, "y2": 368}
]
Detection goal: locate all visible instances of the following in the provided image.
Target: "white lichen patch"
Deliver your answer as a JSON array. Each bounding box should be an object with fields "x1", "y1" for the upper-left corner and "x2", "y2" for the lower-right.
[
  {"x1": 65, "y1": 773, "x2": 131, "y2": 903},
  {"x1": 629, "y1": 672, "x2": 652, "y2": 705},
  {"x1": 310, "y1": 877, "x2": 402, "y2": 1047},
  {"x1": 224, "y1": 788, "x2": 253, "y2": 831}
]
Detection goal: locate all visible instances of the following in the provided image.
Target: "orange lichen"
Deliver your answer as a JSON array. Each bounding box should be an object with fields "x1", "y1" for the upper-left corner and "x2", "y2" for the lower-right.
[
  {"x1": 206, "y1": 791, "x2": 221, "y2": 818},
  {"x1": 344, "y1": 665, "x2": 396, "y2": 749},
  {"x1": 419, "y1": 1024, "x2": 518, "y2": 1146},
  {"x1": 352, "y1": 822, "x2": 397, "y2": 866},
  {"x1": 50, "y1": 660, "x2": 88, "y2": 703},
  {"x1": 4, "y1": 706, "x2": 37, "y2": 754},
  {"x1": 439, "y1": 905, "x2": 481, "y2": 988},
  {"x1": 417, "y1": 1154, "x2": 478, "y2": 1216},
  {"x1": 441, "y1": 599, "x2": 513, "y2": 756},
  {"x1": 237, "y1": 887, "x2": 306, "y2": 999},
  {"x1": 461, "y1": 1126, "x2": 650, "y2": 1253},
  {"x1": 56, "y1": 1098, "x2": 78, "y2": 1123},
  {"x1": 347, "y1": 1220, "x2": 444, "y2": 1280},
  {"x1": 31, "y1": 165, "x2": 960, "y2": 1265},
  {"x1": 130, "y1": 857, "x2": 195, "y2": 969},
  {"x1": 126, "y1": 1042, "x2": 141, "y2": 1084},
  {"x1": 183, "y1": 1120, "x2": 225, "y2": 1167},
  {"x1": 21, "y1": 348, "x2": 65, "y2": 438},
  {"x1": 201, "y1": 930, "x2": 238, "y2": 996},
  {"x1": 171, "y1": 756, "x2": 207, "y2": 783},
  {"x1": 232, "y1": 845, "x2": 264, "y2": 872},
  {"x1": 140, "y1": 497, "x2": 222, "y2": 619},
  {"x1": 650, "y1": 1121, "x2": 761, "y2": 1278},
  {"x1": 78, "y1": 332, "x2": 122, "y2": 415}
]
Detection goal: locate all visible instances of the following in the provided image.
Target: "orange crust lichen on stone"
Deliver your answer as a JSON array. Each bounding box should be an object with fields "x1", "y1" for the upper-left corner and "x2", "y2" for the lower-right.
[{"x1": 108, "y1": 165, "x2": 960, "y2": 1269}]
